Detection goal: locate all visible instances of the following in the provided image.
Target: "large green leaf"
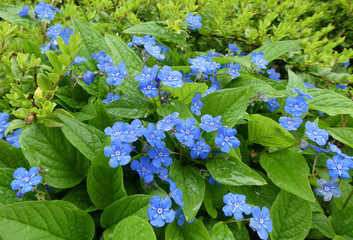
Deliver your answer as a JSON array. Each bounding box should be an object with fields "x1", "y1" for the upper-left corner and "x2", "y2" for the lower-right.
[
  {"x1": 0, "y1": 5, "x2": 36, "y2": 26},
  {"x1": 334, "y1": 180, "x2": 353, "y2": 209},
  {"x1": 62, "y1": 186, "x2": 97, "y2": 212},
  {"x1": 308, "y1": 88, "x2": 353, "y2": 118},
  {"x1": 312, "y1": 213, "x2": 336, "y2": 239},
  {"x1": 211, "y1": 222, "x2": 235, "y2": 240},
  {"x1": 329, "y1": 207, "x2": 353, "y2": 239},
  {"x1": 0, "y1": 140, "x2": 29, "y2": 169},
  {"x1": 328, "y1": 128, "x2": 353, "y2": 149},
  {"x1": 0, "y1": 201, "x2": 95, "y2": 240},
  {"x1": 165, "y1": 219, "x2": 212, "y2": 240},
  {"x1": 270, "y1": 191, "x2": 312, "y2": 240},
  {"x1": 87, "y1": 138, "x2": 126, "y2": 209},
  {"x1": 19, "y1": 124, "x2": 89, "y2": 188},
  {"x1": 105, "y1": 34, "x2": 142, "y2": 77},
  {"x1": 286, "y1": 70, "x2": 307, "y2": 95},
  {"x1": 72, "y1": 18, "x2": 110, "y2": 70},
  {"x1": 163, "y1": 83, "x2": 208, "y2": 104},
  {"x1": 206, "y1": 155, "x2": 266, "y2": 186},
  {"x1": 57, "y1": 114, "x2": 106, "y2": 161},
  {"x1": 169, "y1": 162, "x2": 205, "y2": 221},
  {"x1": 123, "y1": 21, "x2": 185, "y2": 44},
  {"x1": 260, "y1": 151, "x2": 315, "y2": 202},
  {"x1": 202, "y1": 87, "x2": 253, "y2": 127},
  {"x1": 113, "y1": 216, "x2": 156, "y2": 240},
  {"x1": 100, "y1": 194, "x2": 152, "y2": 228},
  {"x1": 105, "y1": 97, "x2": 155, "y2": 119},
  {"x1": 157, "y1": 99, "x2": 194, "y2": 120},
  {"x1": 247, "y1": 114, "x2": 296, "y2": 147}
]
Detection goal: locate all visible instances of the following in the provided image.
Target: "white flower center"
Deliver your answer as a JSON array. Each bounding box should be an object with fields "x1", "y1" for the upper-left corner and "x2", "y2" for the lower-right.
[
  {"x1": 142, "y1": 167, "x2": 146, "y2": 172},
  {"x1": 198, "y1": 147, "x2": 202, "y2": 150},
  {"x1": 115, "y1": 151, "x2": 121, "y2": 156},
  {"x1": 159, "y1": 153, "x2": 163, "y2": 157},
  {"x1": 260, "y1": 219, "x2": 264, "y2": 224},
  {"x1": 157, "y1": 208, "x2": 163, "y2": 214},
  {"x1": 225, "y1": 137, "x2": 229, "y2": 141},
  {"x1": 324, "y1": 187, "x2": 330, "y2": 191},
  {"x1": 337, "y1": 165, "x2": 342, "y2": 169},
  {"x1": 24, "y1": 177, "x2": 30, "y2": 182}
]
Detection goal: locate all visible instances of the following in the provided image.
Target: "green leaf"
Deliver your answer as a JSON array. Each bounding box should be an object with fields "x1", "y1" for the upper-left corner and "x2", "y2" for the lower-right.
[
  {"x1": 260, "y1": 151, "x2": 315, "y2": 202},
  {"x1": 37, "y1": 73, "x2": 53, "y2": 91},
  {"x1": 204, "y1": 184, "x2": 218, "y2": 218},
  {"x1": 105, "y1": 34, "x2": 142, "y2": 77},
  {"x1": 206, "y1": 154, "x2": 266, "y2": 186},
  {"x1": 308, "y1": 88, "x2": 353, "y2": 118},
  {"x1": 329, "y1": 206, "x2": 353, "y2": 239},
  {"x1": 163, "y1": 83, "x2": 208, "y2": 104},
  {"x1": 123, "y1": 21, "x2": 185, "y2": 44},
  {"x1": 169, "y1": 162, "x2": 205, "y2": 221},
  {"x1": 113, "y1": 216, "x2": 156, "y2": 240},
  {"x1": 228, "y1": 223, "x2": 250, "y2": 240},
  {"x1": 246, "y1": 40, "x2": 301, "y2": 63},
  {"x1": 105, "y1": 97, "x2": 155, "y2": 119},
  {"x1": 19, "y1": 124, "x2": 89, "y2": 188},
  {"x1": 165, "y1": 219, "x2": 212, "y2": 240},
  {"x1": 87, "y1": 138, "x2": 126, "y2": 209},
  {"x1": 334, "y1": 180, "x2": 353, "y2": 209},
  {"x1": 211, "y1": 222, "x2": 235, "y2": 240},
  {"x1": 57, "y1": 114, "x2": 106, "y2": 161},
  {"x1": 100, "y1": 194, "x2": 152, "y2": 228},
  {"x1": 89, "y1": 99, "x2": 114, "y2": 131},
  {"x1": 202, "y1": 87, "x2": 253, "y2": 127},
  {"x1": 0, "y1": 140, "x2": 29, "y2": 169},
  {"x1": 62, "y1": 186, "x2": 97, "y2": 212},
  {"x1": 328, "y1": 128, "x2": 353, "y2": 149},
  {"x1": 312, "y1": 213, "x2": 336, "y2": 239},
  {"x1": 72, "y1": 18, "x2": 110, "y2": 70},
  {"x1": 0, "y1": 5, "x2": 36, "y2": 26},
  {"x1": 247, "y1": 114, "x2": 296, "y2": 147},
  {"x1": 0, "y1": 201, "x2": 95, "y2": 240},
  {"x1": 286, "y1": 70, "x2": 307, "y2": 95},
  {"x1": 270, "y1": 190, "x2": 312, "y2": 240},
  {"x1": 157, "y1": 99, "x2": 194, "y2": 120}
]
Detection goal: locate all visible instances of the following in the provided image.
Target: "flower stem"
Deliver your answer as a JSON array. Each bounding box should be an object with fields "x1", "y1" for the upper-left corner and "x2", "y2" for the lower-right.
[
  {"x1": 311, "y1": 154, "x2": 318, "y2": 176},
  {"x1": 343, "y1": 189, "x2": 353, "y2": 208}
]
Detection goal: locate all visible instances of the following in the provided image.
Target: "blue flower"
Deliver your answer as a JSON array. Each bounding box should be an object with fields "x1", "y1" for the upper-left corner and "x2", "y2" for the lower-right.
[
  {"x1": 205, "y1": 60, "x2": 220, "y2": 75},
  {"x1": 157, "y1": 168, "x2": 172, "y2": 183},
  {"x1": 156, "y1": 112, "x2": 180, "y2": 132},
  {"x1": 102, "y1": 93, "x2": 120, "y2": 104},
  {"x1": 185, "y1": 13, "x2": 202, "y2": 30},
  {"x1": 279, "y1": 117, "x2": 303, "y2": 131},
  {"x1": 104, "y1": 139, "x2": 131, "y2": 168},
  {"x1": 215, "y1": 126, "x2": 240, "y2": 153},
  {"x1": 303, "y1": 81, "x2": 316, "y2": 88},
  {"x1": 191, "y1": 93, "x2": 203, "y2": 116},
  {"x1": 209, "y1": 175, "x2": 221, "y2": 185},
  {"x1": 148, "y1": 196, "x2": 175, "y2": 227},
  {"x1": 238, "y1": 51, "x2": 248, "y2": 56},
  {"x1": 72, "y1": 56, "x2": 87, "y2": 65},
  {"x1": 131, "y1": 157, "x2": 156, "y2": 183},
  {"x1": 199, "y1": 115, "x2": 223, "y2": 132},
  {"x1": 210, "y1": 77, "x2": 222, "y2": 90},
  {"x1": 228, "y1": 43, "x2": 239, "y2": 53},
  {"x1": 267, "y1": 98, "x2": 280, "y2": 112},
  {"x1": 128, "y1": 36, "x2": 145, "y2": 46},
  {"x1": 267, "y1": 69, "x2": 280, "y2": 81},
  {"x1": 0, "y1": 113, "x2": 10, "y2": 139},
  {"x1": 83, "y1": 71, "x2": 95, "y2": 85},
  {"x1": 11, "y1": 167, "x2": 42, "y2": 195},
  {"x1": 190, "y1": 139, "x2": 211, "y2": 159},
  {"x1": 327, "y1": 155, "x2": 353, "y2": 179},
  {"x1": 148, "y1": 147, "x2": 172, "y2": 168},
  {"x1": 158, "y1": 44, "x2": 169, "y2": 53},
  {"x1": 46, "y1": 24, "x2": 63, "y2": 39},
  {"x1": 140, "y1": 123, "x2": 166, "y2": 148},
  {"x1": 105, "y1": 122, "x2": 125, "y2": 141},
  {"x1": 145, "y1": 43, "x2": 165, "y2": 60},
  {"x1": 97, "y1": 55, "x2": 114, "y2": 72},
  {"x1": 315, "y1": 179, "x2": 341, "y2": 202},
  {"x1": 106, "y1": 62, "x2": 128, "y2": 86},
  {"x1": 207, "y1": 51, "x2": 221, "y2": 57},
  {"x1": 139, "y1": 81, "x2": 159, "y2": 98},
  {"x1": 175, "y1": 209, "x2": 194, "y2": 226},
  {"x1": 19, "y1": 5, "x2": 30, "y2": 17},
  {"x1": 290, "y1": 88, "x2": 313, "y2": 99},
  {"x1": 249, "y1": 207, "x2": 273, "y2": 240},
  {"x1": 328, "y1": 142, "x2": 353, "y2": 159},
  {"x1": 158, "y1": 66, "x2": 183, "y2": 88},
  {"x1": 222, "y1": 193, "x2": 252, "y2": 220},
  {"x1": 250, "y1": 52, "x2": 268, "y2": 69},
  {"x1": 342, "y1": 62, "x2": 350, "y2": 68},
  {"x1": 175, "y1": 118, "x2": 201, "y2": 147},
  {"x1": 143, "y1": 35, "x2": 156, "y2": 46},
  {"x1": 305, "y1": 121, "x2": 328, "y2": 146},
  {"x1": 337, "y1": 84, "x2": 348, "y2": 90},
  {"x1": 284, "y1": 96, "x2": 308, "y2": 117},
  {"x1": 34, "y1": 2, "x2": 62, "y2": 21},
  {"x1": 189, "y1": 56, "x2": 209, "y2": 74},
  {"x1": 202, "y1": 86, "x2": 217, "y2": 97},
  {"x1": 227, "y1": 62, "x2": 241, "y2": 79},
  {"x1": 6, "y1": 128, "x2": 22, "y2": 148},
  {"x1": 121, "y1": 119, "x2": 143, "y2": 143},
  {"x1": 135, "y1": 65, "x2": 159, "y2": 82},
  {"x1": 92, "y1": 51, "x2": 107, "y2": 61},
  {"x1": 169, "y1": 181, "x2": 184, "y2": 207}
]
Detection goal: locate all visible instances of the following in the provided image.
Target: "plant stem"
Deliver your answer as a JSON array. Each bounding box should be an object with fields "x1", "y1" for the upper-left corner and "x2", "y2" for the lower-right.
[
  {"x1": 269, "y1": 141, "x2": 301, "y2": 155},
  {"x1": 312, "y1": 168, "x2": 328, "y2": 177},
  {"x1": 343, "y1": 189, "x2": 353, "y2": 208},
  {"x1": 77, "y1": 0, "x2": 89, "y2": 22},
  {"x1": 44, "y1": 185, "x2": 51, "y2": 200},
  {"x1": 311, "y1": 154, "x2": 318, "y2": 176}
]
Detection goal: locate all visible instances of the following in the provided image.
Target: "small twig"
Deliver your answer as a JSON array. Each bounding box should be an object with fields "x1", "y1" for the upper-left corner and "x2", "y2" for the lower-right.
[
  {"x1": 311, "y1": 154, "x2": 318, "y2": 176},
  {"x1": 312, "y1": 168, "x2": 328, "y2": 177},
  {"x1": 343, "y1": 189, "x2": 353, "y2": 208},
  {"x1": 43, "y1": 185, "x2": 51, "y2": 200}
]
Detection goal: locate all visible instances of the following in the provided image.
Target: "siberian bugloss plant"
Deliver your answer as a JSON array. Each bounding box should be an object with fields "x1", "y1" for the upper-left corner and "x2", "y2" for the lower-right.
[{"x1": 0, "y1": 1, "x2": 353, "y2": 240}]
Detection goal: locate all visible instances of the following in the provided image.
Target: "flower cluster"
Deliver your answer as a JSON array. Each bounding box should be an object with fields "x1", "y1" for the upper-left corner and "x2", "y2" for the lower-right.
[
  {"x1": 223, "y1": 193, "x2": 272, "y2": 240},
  {"x1": 127, "y1": 35, "x2": 167, "y2": 60},
  {"x1": 185, "y1": 13, "x2": 202, "y2": 30},
  {"x1": 11, "y1": 167, "x2": 42, "y2": 198}
]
